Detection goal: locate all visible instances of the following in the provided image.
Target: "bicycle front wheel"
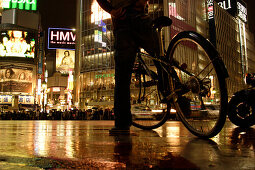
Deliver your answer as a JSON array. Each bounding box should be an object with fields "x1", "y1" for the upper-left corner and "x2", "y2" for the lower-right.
[
  {"x1": 167, "y1": 31, "x2": 228, "y2": 138},
  {"x1": 131, "y1": 55, "x2": 170, "y2": 130}
]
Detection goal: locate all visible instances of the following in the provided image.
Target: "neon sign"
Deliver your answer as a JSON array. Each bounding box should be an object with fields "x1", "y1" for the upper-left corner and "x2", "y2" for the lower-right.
[
  {"x1": 207, "y1": 0, "x2": 214, "y2": 20},
  {"x1": 48, "y1": 28, "x2": 76, "y2": 50},
  {"x1": 2, "y1": 0, "x2": 37, "y2": 11},
  {"x1": 237, "y1": 1, "x2": 247, "y2": 23}
]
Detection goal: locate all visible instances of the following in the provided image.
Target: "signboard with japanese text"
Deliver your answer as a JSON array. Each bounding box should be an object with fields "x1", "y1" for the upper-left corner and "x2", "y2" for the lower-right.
[
  {"x1": 18, "y1": 95, "x2": 34, "y2": 104},
  {"x1": 0, "y1": 95, "x2": 12, "y2": 104},
  {"x1": 2, "y1": 0, "x2": 37, "y2": 11}
]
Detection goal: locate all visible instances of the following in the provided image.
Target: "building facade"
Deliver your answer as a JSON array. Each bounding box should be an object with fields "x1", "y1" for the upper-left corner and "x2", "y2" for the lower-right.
[
  {"x1": 75, "y1": 0, "x2": 255, "y2": 110},
  {"x1": 0, "y1": 1, "x2": 39, "y2": 111},
  {"x1": 213, "y1": 0, "x2": 255, "y2": 94},
  {"x1": 0, "y1": 24, "x2": 37, "y2": 111}
]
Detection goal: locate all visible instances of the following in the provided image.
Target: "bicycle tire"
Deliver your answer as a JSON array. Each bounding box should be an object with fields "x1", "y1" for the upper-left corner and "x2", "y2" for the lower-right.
[
  {"x1": 167, "y1": 31, "x2": 228, "y2": 138},
  {"x1": 131, "y1": 55, "x2": 170, "y2": 130},
  {"x1": 228, "y1": 90, "x2": 255, "y2": 127}
]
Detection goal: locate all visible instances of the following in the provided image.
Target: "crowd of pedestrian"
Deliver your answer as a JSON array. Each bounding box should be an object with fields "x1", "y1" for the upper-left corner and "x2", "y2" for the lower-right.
[{"x1": 0, "y1": 108, "x2": 115, "y2": 120}]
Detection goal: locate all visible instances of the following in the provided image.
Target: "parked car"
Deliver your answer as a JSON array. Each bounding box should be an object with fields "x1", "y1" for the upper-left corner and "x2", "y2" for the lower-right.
[{"x1": 131, "y1": 105, "x2": 155, "y2": 120}]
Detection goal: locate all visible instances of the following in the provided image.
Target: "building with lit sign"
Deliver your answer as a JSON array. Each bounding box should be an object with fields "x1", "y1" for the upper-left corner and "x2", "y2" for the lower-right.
[
  {"x1": 75, "y1": 0, "x2": 255, "y2": 110},
  {"x1": 0, "y1": 1, "x2": 39, "y2": 111},
  {"x1": 0, "y1": 24, "x2": 37, "y2": 111},
  {"x1": 46, "y1": 72, "x2": 69, "y2": 111},
  {"x1": 45, "y1": 27, "x2": 76, "y2": 111}
]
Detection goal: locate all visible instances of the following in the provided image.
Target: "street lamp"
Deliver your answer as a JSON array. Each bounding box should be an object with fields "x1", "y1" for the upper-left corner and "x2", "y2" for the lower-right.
[{"x1": 42, "y1": 81, "x2": 47, "y2": 113}]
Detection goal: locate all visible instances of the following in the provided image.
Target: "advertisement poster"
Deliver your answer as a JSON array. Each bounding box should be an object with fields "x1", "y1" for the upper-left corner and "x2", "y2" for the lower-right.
[
  {"x1": 0, "y1": 30, "x2": 36, "y2": 58},
  {"x1": 56, "y1": 49, "x2": 75, "y2": 73},
  {"x1": 0, "y1": 67, "x2": 33, "y2": 93}
]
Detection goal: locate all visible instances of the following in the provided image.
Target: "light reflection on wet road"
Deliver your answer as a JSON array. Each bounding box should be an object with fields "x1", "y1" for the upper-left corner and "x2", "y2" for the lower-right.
[{"x1": 0, "y1": 120, "x2": 254, "y2": 169}]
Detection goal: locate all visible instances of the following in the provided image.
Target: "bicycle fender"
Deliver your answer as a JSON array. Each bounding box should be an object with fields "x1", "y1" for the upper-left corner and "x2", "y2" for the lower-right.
[
  {"x1": 231, "y1": 88, "x2": 255, "y2": 100},
  {"x1": 168, "y1": 31, "x2": 229, "y2": 79},
  {"x1": 189, "y1": 31, "x2": 229, "y2": 79}
]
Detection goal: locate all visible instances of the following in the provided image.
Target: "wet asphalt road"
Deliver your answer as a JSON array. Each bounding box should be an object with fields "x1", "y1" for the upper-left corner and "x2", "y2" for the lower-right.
[{"x1": 0, "y1": 120, "x2": 254, "y2": 170}]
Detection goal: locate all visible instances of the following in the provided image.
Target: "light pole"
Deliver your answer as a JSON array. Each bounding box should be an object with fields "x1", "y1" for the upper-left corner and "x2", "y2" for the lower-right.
[{"x1": 42, "y1": 81, "x2": 47, "y2": 113}]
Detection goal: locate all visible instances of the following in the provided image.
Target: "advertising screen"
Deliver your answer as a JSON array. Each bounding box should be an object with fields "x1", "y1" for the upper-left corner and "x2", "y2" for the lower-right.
[
  {"x1": 56, "y1": 49, "x2": 75, "y2": 73},
  {"x1": 2, "y1": 0, "x2": 37, "y2": 11},
  {"x1": 0, "y1": 30, "x2": 36, "y2": 58},
  {"x1": 0, "y1": 66, "x2": 33, "y2": 93},
  {"x1": 48, "y1": 28, "x2": 76, "y2": 50}
]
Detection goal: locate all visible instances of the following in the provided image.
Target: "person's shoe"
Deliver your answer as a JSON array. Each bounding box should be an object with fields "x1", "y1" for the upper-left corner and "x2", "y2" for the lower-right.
[{"x1": 109, "y1": 126, "x2": 130, "y2": 135}]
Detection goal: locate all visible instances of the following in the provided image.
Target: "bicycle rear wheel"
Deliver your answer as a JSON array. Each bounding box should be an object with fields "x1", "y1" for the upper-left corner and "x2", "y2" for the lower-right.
[
  {"x1": 131, "y1": 54, "x2": 170, "y2": 130},
  {"x1": 167, "y1": 31, "x2": 228, "y2": 138}
]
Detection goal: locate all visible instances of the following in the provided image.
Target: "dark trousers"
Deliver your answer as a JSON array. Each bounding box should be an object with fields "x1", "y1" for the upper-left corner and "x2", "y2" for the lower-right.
[{"x1": 113, "y1": 13, "x2": 160, "y2": 128}]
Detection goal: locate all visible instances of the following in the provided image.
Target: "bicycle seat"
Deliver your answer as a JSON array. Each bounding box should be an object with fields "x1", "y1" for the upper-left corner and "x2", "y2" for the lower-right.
[{"x1": 153, "y1": 16, "x2": 172, "y2": 29}]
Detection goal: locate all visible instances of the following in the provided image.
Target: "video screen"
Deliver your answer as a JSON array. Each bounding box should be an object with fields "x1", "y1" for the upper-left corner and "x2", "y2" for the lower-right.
[{"x1": 0, "y1": 30, "x2": 36, "y2": 58}]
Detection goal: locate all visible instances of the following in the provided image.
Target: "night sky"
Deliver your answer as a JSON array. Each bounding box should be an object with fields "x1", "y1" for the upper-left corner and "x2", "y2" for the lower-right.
[{"x1": 38, "y1": 0, "x2": 76, "y2": 30}]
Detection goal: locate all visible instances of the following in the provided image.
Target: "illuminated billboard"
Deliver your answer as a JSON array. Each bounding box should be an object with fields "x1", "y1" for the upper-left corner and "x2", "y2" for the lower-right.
[
  {"x1": 0, "y1": 95, "x2": 12, "y2": 104},
  {"x1": 18, "y1": 95, "x2": 34, "y2": 104},
  {"x1": 48, "y1": 28, "x2": 76, "y2": 50},
  {"x1": 2, "y1": 0, "x2": 37, "y2": 11},
  {"x1": 0, "y1": 66, "x2": 33, "y2": 93},
  {"x1": 0, "y1": 30, "x2": 36, "y2": 58},
  {"x1": 56, "y1": 49, "x2": 75, "y2": 73}
]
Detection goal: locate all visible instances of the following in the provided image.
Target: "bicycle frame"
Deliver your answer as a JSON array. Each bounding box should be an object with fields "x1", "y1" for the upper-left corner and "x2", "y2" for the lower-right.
[{"x1": 134, "y1": 26, "x2": 189, "y2": 103}]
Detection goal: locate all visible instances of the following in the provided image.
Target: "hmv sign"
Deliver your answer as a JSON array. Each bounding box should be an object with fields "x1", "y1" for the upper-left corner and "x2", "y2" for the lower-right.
[{"x1": 48, "y1": 28, "x2": 76, "y2": 50}]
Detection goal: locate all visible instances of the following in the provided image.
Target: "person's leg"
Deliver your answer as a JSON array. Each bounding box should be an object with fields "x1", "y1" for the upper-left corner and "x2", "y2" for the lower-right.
[
  {"x1": 113, "y1": 27, "x2": 137, "y2": 130},
  {"x1": 133, "y1": 16, "x2": 160, "y2": 57},
  {"x1": 133, "y1": 16, "x2": 169, "y2": 96}
]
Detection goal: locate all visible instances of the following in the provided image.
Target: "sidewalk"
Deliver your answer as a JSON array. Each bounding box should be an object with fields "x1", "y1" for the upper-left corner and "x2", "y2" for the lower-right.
[{"x1": 0, "y1": 120, "x2": 254, "y2": 169}]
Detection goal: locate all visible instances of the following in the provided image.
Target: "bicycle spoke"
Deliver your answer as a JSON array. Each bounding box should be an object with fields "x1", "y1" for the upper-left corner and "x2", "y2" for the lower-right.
[{"x1": 195, "y1": 60, "x2": 213, "y2": 78}]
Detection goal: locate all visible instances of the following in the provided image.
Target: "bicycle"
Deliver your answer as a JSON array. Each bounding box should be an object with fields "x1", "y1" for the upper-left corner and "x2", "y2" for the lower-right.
[
  {"x1": 228, "y1": 73, "x2": 255, "y2": 127},
  {"x1": 130, "y1": 16, "x2": 229, "y2": 138}
]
